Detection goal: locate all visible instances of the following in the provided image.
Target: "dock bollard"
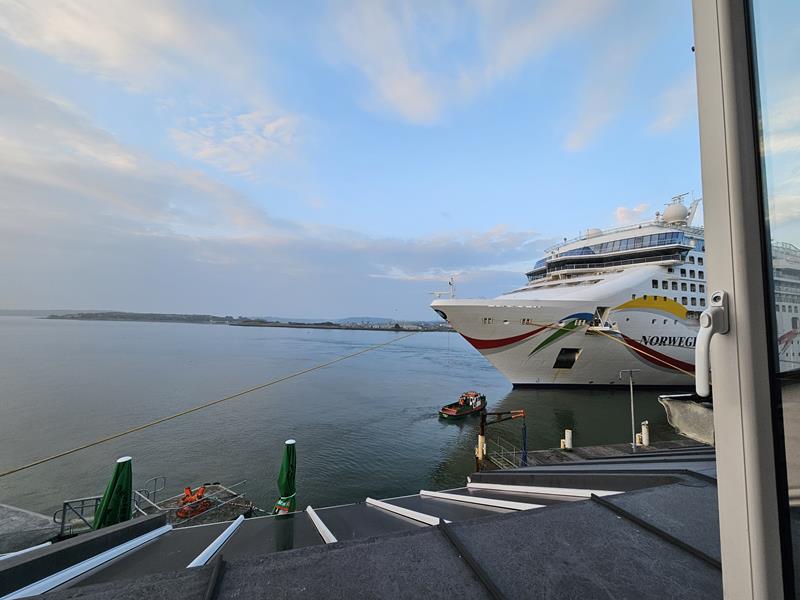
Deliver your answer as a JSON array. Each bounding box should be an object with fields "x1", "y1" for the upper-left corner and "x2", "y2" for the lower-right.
[
  {"x1": 564, "y1": 429, "x2": 573, "y2": 450},
  {"x1": 641, "y1": 420, "x2": 650, "y2": 446}
]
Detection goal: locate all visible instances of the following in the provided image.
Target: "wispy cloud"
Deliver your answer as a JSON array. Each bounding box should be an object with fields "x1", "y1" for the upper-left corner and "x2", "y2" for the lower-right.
[
  {"x1": 650, "y1": 70, "x2": 697, "y2": 133},
  {"x1": 769, "y1": 192, "x2": 800, "y2": 225},
  {"x1": 0, "y1": 67, "x2": 271, "y2": 236},
  {"x1": 330, "y1": 2, "x2": 446, "y2": 123},
  {"x1": 464, "y1": 0, "x2": 615, "y2": 93},
  {"x1": 563, "y1": 36, "x2": 642, "y2": 151},
  {"x1": 0, "y1": 0, "x2": 299, "y2": 176},
  {"x1": 614, "y1": 203, "x2": 650, "y2": 224},
  {"x1": 171, "y1": 111, "x2": 299, "y2": 178},
  {"x1": 0, "y1": 1, "x2": 248, "y2": 92},
  {"x1": 329, "y1": 0, "x2": 616, "y2": 124},
  {"x1": 0, "y1": 67, "x2": 545, "y2": 316}
]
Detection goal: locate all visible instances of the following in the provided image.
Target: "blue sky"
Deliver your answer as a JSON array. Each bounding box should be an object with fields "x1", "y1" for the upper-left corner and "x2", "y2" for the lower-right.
[{"x1": 0, "y1": 1, "x2": 702, "y2": 319}]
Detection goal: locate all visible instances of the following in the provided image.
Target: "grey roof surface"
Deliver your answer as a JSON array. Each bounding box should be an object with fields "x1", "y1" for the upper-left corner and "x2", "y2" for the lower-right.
[
  {"x1": 386, "y1": 493, "x2": 511, "y2": 521},
  {"x1": 8, "y1": 445, "x2": 722, "y2": 599},
  {"x1": 72, "y1": 522, "x2": 228, "y2": 587},
  {"x1": 445, "y1": 488, "x2": 721, "y2": 599}
]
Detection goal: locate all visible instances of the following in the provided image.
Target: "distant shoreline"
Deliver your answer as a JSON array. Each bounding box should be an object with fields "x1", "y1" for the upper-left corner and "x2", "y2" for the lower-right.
[{"x1": 44, "y1": 311, "x2": 451, "y2": 333}]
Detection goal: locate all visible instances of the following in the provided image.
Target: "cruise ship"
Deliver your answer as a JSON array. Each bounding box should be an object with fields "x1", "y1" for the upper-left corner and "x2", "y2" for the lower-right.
[{"x1": 432, "y1": 197, "x2": 707, "y2": 387}]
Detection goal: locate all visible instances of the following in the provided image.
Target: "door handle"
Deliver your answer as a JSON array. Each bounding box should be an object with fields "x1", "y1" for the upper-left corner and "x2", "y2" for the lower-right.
[{"x1": 695, "y1": 291, "x2": 729, "y2": 397}]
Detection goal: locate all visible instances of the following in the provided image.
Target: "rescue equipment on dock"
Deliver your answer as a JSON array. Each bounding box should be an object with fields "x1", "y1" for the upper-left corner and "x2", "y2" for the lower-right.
[
  {"x1": 176, "y1": 485, "x2": 212, "y2": 519},
  {"x1": 439, "y1": 391, "x2": 486, "y2": 419}
]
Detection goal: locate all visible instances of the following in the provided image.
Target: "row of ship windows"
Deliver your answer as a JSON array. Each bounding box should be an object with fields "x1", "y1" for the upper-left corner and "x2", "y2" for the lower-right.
[
  {"x1": 666, "y1": 267, "x2": 705, "y2": 279},
  {"x1": 634, "y1": 293, "x2": 706, "y2": 308},
  {"x1": 554, "y1": 232, "x2": 699, "y2": 260},
  {"x1": 778, "y1": 305, "x2": 799, "y2": 313},
  {"x1": 652, "y1": 280, "x2": 706, "y2": 293},
  {"x1": 687, "y1": 256, "x2": 704, "y2": 265}
]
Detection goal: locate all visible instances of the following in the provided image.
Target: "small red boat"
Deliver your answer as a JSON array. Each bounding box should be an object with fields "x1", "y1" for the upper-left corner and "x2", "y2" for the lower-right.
[{"x1": 439, "y1": 391, "x2": 486, "y2": 419}]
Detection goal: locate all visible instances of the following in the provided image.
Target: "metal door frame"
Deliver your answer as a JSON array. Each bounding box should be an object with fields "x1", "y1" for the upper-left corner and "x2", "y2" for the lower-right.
[{"x1": 692, "y1": 0, "x2": 792, "y2": 597}]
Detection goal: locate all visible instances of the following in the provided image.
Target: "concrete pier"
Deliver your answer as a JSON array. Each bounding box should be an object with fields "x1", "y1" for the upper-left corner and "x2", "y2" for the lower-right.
[
  {"x1": 0, "y1": 503, "x2": 60, "y2": 554},
  {"x1": 505, "y1": 438, "x2": 705, "y2": 468}
]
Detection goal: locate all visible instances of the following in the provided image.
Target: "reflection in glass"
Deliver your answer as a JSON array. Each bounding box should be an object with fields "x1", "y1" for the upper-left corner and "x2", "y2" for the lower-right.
[{"x1": 749, "y1": 0, "x2": 800, "y2": 592}]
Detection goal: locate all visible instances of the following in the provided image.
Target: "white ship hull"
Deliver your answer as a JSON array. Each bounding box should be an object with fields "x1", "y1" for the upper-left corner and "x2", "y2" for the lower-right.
[{"x1": 433, "y1": 264, "x2": 699, "y2": 387}]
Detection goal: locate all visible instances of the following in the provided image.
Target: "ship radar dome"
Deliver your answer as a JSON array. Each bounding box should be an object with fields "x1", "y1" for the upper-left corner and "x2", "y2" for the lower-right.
[
  {"x1": 586, "y1": 228, "x2": 603, "y2": 238},
  {"x1": 663, "y1": 202, "x2": 689, "y2": 224}
]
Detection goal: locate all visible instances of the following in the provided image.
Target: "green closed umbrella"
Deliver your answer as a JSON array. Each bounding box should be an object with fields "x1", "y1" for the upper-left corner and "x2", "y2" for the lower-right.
[
  {"x1": 272, "y1": 440, "x2": 296, "y2": 514},
  {"x1": 93, "y1": 456, "x2": 133, "y2": 529}
]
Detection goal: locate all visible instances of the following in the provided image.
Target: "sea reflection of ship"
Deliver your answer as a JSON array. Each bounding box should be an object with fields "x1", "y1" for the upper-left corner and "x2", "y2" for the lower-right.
[{"x1": 433, "y1": 196, "x2": 709, "y2": 387}]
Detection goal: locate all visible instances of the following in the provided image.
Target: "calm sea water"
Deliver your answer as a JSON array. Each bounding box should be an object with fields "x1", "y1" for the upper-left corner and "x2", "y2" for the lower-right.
[{"x1": 0, "y1": 317, "x2": 680, "y2": 516}]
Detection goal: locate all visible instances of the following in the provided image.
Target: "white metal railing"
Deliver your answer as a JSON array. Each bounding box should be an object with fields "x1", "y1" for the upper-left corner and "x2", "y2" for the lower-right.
[
  {"x1": 53, "y1": 496, "x2": 103, "y2": 537},
  {"x1": 486, "y1": 435, "x2": 527, "y2": 470},
  {"x1": 545, "y1": 220, "x2": 704, "y2": 253},
  {"x1": 545, "y1": 252, "x2": 685, "y2": 274},
  {"x1": 133, "y1": 490, "x2": 162, "y2": 516}
]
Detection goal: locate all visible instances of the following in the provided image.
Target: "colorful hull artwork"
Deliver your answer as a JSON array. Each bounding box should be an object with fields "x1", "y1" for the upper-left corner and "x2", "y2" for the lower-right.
[{"x1": 438, "y1": 292, "x2": 700, "y2": 387}]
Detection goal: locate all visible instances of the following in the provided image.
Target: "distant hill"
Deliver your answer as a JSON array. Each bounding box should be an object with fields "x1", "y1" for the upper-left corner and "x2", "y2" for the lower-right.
[
  {"x1": 336, "y1": 317, "x2": 395, "y2": 325},
  {"x1": 5, "y1": 310, "x2": 444, "y2": 327},
  {"x1": 0, "y1": 309, "x2": 98, "y2": 317},
  {"x1": 254, "y1": 316, "x2": 442, "y2": 326}
]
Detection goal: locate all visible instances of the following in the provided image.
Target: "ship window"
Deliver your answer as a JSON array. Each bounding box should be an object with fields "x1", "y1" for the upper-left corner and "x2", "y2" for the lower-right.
[
  {"x1": 651, "y1": 318, "x2": 656, "y2": 324},
  {"x1": 690, "y1": 270, "x2": 696, "y2": 278},
  {"x1": 794, "y1": 317, "x2": 799, "y2": 330},
  {"x1": 699, "y1": 284, "x2": 705, "y2": 293},
  {"x1": 553, "y1": 348, "x2": 581, "y2": 369},
  {"x1": 681, "y1": 283, "x2": 688, "y2": 291},
  {"x1": 698, "y1": 257, "x2": 704, "y2": 265},
  {"x1": 651, "y1": 279, "x2": 658, "y2": 289},
  {"x1": 671, "y1": 282, "x2": 678, "y2": 290},
  {"x1": 689, "y1": 256, "x2": 695, "y2": 264},
  {"x1": 690, "y1": 284, "x2": 697, "y2": 292},
  {"x1": 680, "y1": 269, "x2": 686, "y2": 276},
  {"x1": 662, "y1": 281, "x2": 668, "y2": 290},
  {"x1": 643, "y1": 294, "x2": 648, "y2": 299},
  {"x1": 667, "y1": 267, "x2": 674, "y2": 273},
  {"x1": 700, "y1": 298, "x2": 706, "y2": 308},
  {"x1": 632, "y1": 294, "x2": 636, "y2": 299},
  {"x1": 682, "y1": 297, "x2": 688, "y2": 305},
  {"x1": 691, "y1": 297, "x2": 697, "y2": 306},
  {"x1": 699, "y1": 271, "x2": 704, "y2": 278},
  {"x1": 663, "y1": 319, "x2": 668, "y2": 324}
]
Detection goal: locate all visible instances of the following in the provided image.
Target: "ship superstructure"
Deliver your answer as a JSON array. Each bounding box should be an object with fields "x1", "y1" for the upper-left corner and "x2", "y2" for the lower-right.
[{"x1": 432, "y1": 197, "x2": 708, "y2": 387}]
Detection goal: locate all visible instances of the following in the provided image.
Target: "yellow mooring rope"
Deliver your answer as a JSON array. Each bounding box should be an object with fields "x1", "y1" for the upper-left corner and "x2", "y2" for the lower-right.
[{"x1": 0, "y1": 332, "x2": 417, "y2": 479}]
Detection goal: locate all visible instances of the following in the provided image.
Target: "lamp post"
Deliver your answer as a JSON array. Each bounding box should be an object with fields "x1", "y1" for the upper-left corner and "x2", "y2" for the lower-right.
[{"x1": 619, "y1": 369, "x2": 641, "y2": 452}]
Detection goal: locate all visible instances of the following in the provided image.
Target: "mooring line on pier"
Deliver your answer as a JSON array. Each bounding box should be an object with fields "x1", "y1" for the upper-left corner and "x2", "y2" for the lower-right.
[{"x1": 0, "y1": 332, "x2": 417, "y2": 479}]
